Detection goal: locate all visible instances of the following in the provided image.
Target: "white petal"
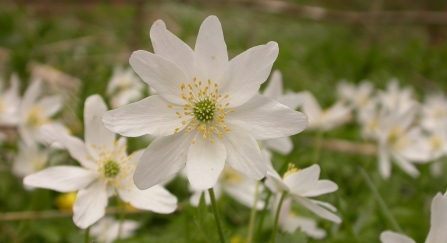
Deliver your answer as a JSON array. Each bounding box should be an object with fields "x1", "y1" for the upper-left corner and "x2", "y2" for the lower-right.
[
  {"x1": 379, "y1": 146, "x2": 391, "y2": 179},
  {"x1": 221, "y1": 42, "x2": 279, "y2": 107},
  {"x1": 301, "y1": 91, "x2": 322, "y2": 127},
  {"x1": 150, "y1": 20, "x2": 194, "y2": 79},
  {"x1": 284, "y1": 164, "x2": 320, "y2": 196},
  {"x1": 425, "y1": 192, "x2": 447, "y2": 243},
  {"x1": 277, "y1": 92, "x2": 306, "y2": 110},
  {"x1": 20, "y1": 79, "x2": 41, "y2": 115},
  {"x1": 194, "y1": 15, "x2": 228, "y2": 85},
  {"x1": 129, "y1": 50, "x2": 189, "y2": 104},
  {"x1": 38, "y1": 95, "x2": 63, "y2": 117},
  {"x1": 23, "y1": 166, "x2": 98, "y2": 192},
  {"x1": 380, "y1": 231, "x2": 415, "y2": 243},
  {"x1": 263, "y1": 70, "x2": 283, "y2": 100},
  {"x1": 187, "y1": 137, "x2": 226, "y2": 190},
  {"x1": 133, "y1": 131, "x2": 193, "y2": 190},
  {"x1": 40, "y1": 124, "x2": 96, "y2": 170},
  {"x1": 228, "y1": 94, "x2": 308, "y2": 140},
  {"x1": 118, "y1": 184, "x2": 177, "y2": 213},
  {"x1": 293, "y1": 196, "x2": 341, "y2": 223},
  {"x1": 85, "y1": 95, "x2": 115, "y2": 159},
  {"x1": 263, "y1": 137, "x2": 293, "y2": 155},
  {"x1": 391, "y1": 151, "x2": 420, "y2": 178},
  {"x1": 220, "y1": 122, "x2": 267, "y2": 180},
  {"x1": 73, "y1": 180, "x2": 108, "y2": 229},
  {"x1": 265, "y1": 172, "x2": 289, "y2": 193},
  {"x1": 224, "y1": 179, "x2": 265, "y2": 209},
  {"x1": 103, "y1": 95, "x2": 184, "y2": 137},
  {"x1": 302, "y1": 180, "x2": 338, "y2": 197}
]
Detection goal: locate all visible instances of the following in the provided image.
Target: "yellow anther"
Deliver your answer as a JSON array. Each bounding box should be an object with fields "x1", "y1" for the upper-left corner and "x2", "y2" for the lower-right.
[
  {"x1": 192, "y1": 140, "x2": 196, "y2": 144},
  {"x1": 209, "y1": 139, "x2": 214, "y2": 143},
  {"x1": 208, "y1": 79, "x2": 211, "y2": 85},
  {"x1": 181, "y1": 84, "x2": 185, "y2": 91},
  {"x1": 224, "y1": 94, "x2": 229, "y2": 98},
  {"x1": 174, "y1": 128, "x2": 180, "y2": 134},
  {"x1": 283, "y1": 163, "x2": 300, "y2": 179},
  {"x1": 167, "y1": 104, "x2": 173, "y2": 108},
  {"x1": 182, "y1": 121, "x2": 186, "y2": 125}
]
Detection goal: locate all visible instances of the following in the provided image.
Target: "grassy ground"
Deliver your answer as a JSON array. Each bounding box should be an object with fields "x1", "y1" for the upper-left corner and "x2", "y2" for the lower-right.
[{"x1": 1, "y1": 2, "x2": 447, "y2": 242}]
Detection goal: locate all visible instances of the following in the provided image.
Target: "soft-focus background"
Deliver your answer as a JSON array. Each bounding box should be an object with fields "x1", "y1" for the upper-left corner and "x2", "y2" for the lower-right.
[{"x1": 1, "y1": 0, "x2": 447, "y2": 242}]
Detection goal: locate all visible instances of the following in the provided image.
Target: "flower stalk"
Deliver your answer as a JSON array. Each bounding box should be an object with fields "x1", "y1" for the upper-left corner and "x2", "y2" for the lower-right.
[
  {"x1": 208, "y1": 188, "x2": 226, "y2": 243},
  {"x1": 271, "y1": 191, "x2": 288, "y2": 243},
  {"x1": 247, "y1": 180, "x2": 260, "y2": 243}
]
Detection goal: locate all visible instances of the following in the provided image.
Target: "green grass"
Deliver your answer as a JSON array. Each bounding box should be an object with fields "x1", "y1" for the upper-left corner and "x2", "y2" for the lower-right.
[{"x1": 1, "y1": 2, "x2": 447, "y2": 242}]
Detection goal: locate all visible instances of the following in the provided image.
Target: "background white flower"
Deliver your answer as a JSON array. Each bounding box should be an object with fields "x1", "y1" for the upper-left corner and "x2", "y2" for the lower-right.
[
  {"x1": 106, "y1": 65, "x2": 145, "y2": 109},
  {"x1": 90, "y1": 217, "x2": 139, "y2": 243},
  {"x1": 18, "y1": 79, "x2": 63, "y2": 145},
  {"x1": 24, "y1": 95, "x2": 177, "y2": 229},
  {"x1": 102, "y1": 15, "x2": 308, "y2": 190},
  {"x1": 0, "y1": 74, "x2": 20, "y2": 127},
  {"x1": 380, "y1": 191, "x2": 447, "y2": 243},
  {"x1": 189, "y1": 165, "x2": 264, "y2": 209}
]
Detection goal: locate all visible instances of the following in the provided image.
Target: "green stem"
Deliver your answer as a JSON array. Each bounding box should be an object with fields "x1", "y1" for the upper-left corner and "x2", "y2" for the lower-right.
[
  {"x1": 359, "y1": 167, "x2": 403, "y2": 233},
  {"x1": 85, "y1": 226, "x2": 90, "y2": 243},
  {"x1": 117, "y1": 200, "x2": 126, "y2": 241},
  {"x1": 256, "y1": 190, "x2": 272, "y2": 240},
  {"x1": 270, "y1": 192, "x2": 287, "y2": 243},
  {"x1": 208, "y1": 188, "x2": 226, "y2": 243},
  {"x1": 247, "y1": 181, "x2": 260, "y2": 243},
  {"x1": 313, "y1": 129, "x2": 324, "y2": 164}
]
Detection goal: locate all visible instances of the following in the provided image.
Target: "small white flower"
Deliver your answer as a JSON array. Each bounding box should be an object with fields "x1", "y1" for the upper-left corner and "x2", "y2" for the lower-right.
[
  {"x1": 265, "y1": 163, "x2": 341, "y2": 223},
  {"x1": 377, "y1": 79, "x2": 416, "y2": 113},
  {"x1": 375, "y1": 105, "x2": 430, "y2": 178},
  {"x1": 380, "y1": 191, "x2": 447, "y2": 243},
  {"x1": 24, "y1": 95, "x2": 177, "y2": 229},
  {"x1": 337, "y1": 80, "x2": 374, "y2": 110},
  {"x1": 18, "y1": 79, "x2": 63, "y2": 145},
  {"x1": 0, "y1": 74, "x2": 20, "y2": 126},
  {"x1": 420, "y1": 93, "x2": 447, "y2": 132},
  {"x1": 106, "y1": 66, "x2": 145, "y2": 109},
  {"x1": 90, "y1": 217, "x2": 139, "y2": 243},
  {"x1": 102, "y1": 16, "x2": 308, "y2": 190},
  {"x1": 299, "y1": 91, "x2": 351, "y2": 131},
  {"x1": 261, "y1": 70, "x2": 304, "y2": 154},
  {"x1": 275, "y1": 197, "x2": 326, "y2": 239},
  {"x1": 189, "y1": 165, "x2": 264, "y2": 209}
]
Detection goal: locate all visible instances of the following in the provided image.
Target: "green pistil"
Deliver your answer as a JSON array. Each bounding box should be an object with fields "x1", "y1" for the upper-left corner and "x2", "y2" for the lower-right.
[
  {"x1": 193, "y1": 99, "x2": 216, "y2": 122},
  {"x1": 104, "y1": 160, "x2": 120, "y2": 178}
]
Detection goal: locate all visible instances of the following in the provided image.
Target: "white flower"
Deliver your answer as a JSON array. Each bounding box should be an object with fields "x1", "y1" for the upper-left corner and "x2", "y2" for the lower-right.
[
  {"x1": 420, "y1": 93, "x2": 447, "y2": 132},
  {"x1": 0, "y1": 74, "x2": 20, "y2": 126},
  {"x1": 380, "y1": 191, "x2": 447, "y2": 243},
  {"x1": 276, "y1": 197, "x2": 326, "y2": 239},
  {"x1": 377, "y1": 79, "x2": 416, "y2": 113},
  {"x1": 375, "y1": 105, "x2": 430, "y2": 178},
  {"x1": 299, "y1": 91, "x2": 351, "y2": 131},
  {"x1": 18, "y1": 79, "x2": 63, "y2": 145},
  {"x1": 24, "y1": 95, "x2": 177, "y2": 229},
  {"x1": 265, "y1": 163, "x2": 341, "y2": 223},
  {"x1": 102, "y1": 16, "x2": 308, "y2": 190},
  {"x1": 337, "y1": 80, "x2": 374, "y2": 110},
  {"x1": 106, "y1": 66, "x2": 145, "y2": 109},
  {"x1": 189, "y1": 165, "x2": 264, "y2": 209},
  {"x1": 90, "y1": 217, "x2": 139, "y2": 243},
  {"x1": 260, "y1": 70, "x2": 304, "y2": 154}
]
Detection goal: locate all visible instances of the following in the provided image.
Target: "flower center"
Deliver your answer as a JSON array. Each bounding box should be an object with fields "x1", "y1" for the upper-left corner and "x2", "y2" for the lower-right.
[
  {"x1": 193, "y1": 99, "x2": 216, "y2": 122},
  {"x1": 104, "y1": 160, "x2": 120, "y2": 178},
  {"x1": 92, "y1": 140, "x2": 136, "y2": 190},
  {"x1": 26, "y1": 105, "x2": 49, "y2": 128},
  {"x1": 283, "y1": 163, "x2": 300, "y2": 180},
  {"x1": 168, "y1": 78, "x2": 234, "y2": 144}
]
